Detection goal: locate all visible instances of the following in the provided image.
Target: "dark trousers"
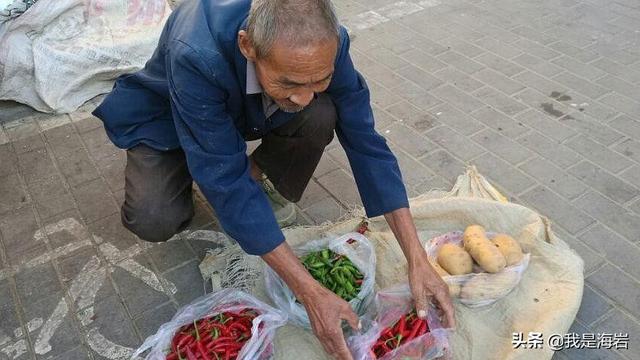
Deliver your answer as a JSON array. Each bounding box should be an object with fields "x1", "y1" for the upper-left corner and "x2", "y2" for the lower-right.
[{"x1": 121, "y1": 94, "x2": 337, "y2": 242}]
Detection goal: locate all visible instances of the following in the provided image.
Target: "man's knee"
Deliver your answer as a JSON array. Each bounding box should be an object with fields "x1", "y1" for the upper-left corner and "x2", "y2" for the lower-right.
[
  {"x1": 297, "y1": 93, "x2": 338, "y2": 144},
  {"x1": 121, "y1": 202, "x2": 193, "y2": 242}
]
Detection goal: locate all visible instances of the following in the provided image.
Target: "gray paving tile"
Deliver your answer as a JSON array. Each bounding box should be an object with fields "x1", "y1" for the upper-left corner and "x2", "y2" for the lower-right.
[
  {"x1": 471, "y1": 86, "x2": 528, "y2": 116},
  {"x1": 514, "y1": 109, "x2": 576, "y2": 142},
  {"x1": 547, "y1": 41, "x2": 600, "y2": 63},
  {"x1": 316, "y1": 169, "x2": 362, "y2": 208},
  {"x1": 511, "y1": 53, "x2": 566, "y2": 78},
  {"x1": 552, "y1": 72, "x2": 611, "y2": 100},
  {"x1": 0, "y1": 173, "x2": 29, "y2": 215},
  {"x1": 619, "y1": 166, "x2": 640, "y2": 189},
  {"x1": 552, "y1": 55, "x2": 608, "y2": 81},
  {"x1": 298, "y1": 179, "x2": 331, "y2": 210},
  {"x1": 558, "y1": 232, "x2": 605, "y2": 275},
  {"x1": 592, "y1": 58, "x2": 640, "y2": 85},
  {"x1": 88, "y1": 213, "x2": 138, "y2": 251},
  {"x1": 473, "y1": 69, "x2": 525, "y2": 95},
  {"x1": 112, "y1": 255, "x2": 170, "y2": 317},
  {"x1": 471, "y1": 153, "x2": 536, "y2": 195},
  {"x1": 474, "y1": 37, "x2": 523, "y2": 59},
  {"x1": 0, "y1": 206, "x2": 46, "y2": 266},
  {"x1": 386, "y1": 101, "x2": 439, "y2": 133},
  {"x1": 470, "y1": 106, "x2": 529, "y2": 138},
  {"x1": 400, "y1": 48, "x2": 447, "y2": 73},
  {"x1": 419, "y1": 149, "x2": 466, "y2": 183},
  {"x1": 366, "y1": 47, "x2": 411, "y2": 70},
  {"x1": 587, "y1": 264, "x2": 640, "y2": 320},
  {"x1": 517, "y1": 130, "x2": 582, "y2": 169},
  {"x1": 512, "y1": 71, "x2": 568, "y2": 98},
  {"x1": 512, "y1": 37, "x2": 561, "y2": 60},
  {"x1": 17, "y1": 148, "x2": 56, "y2": 185},
  {"x1": 50, "y1": 346, "x2": 92, "y2": 360},
  {"x1": 576, "y1": 284, "x2": 612, "y2": 326},
  {"x1": 474, "y1": 52, "x2": 525, "y2": 77},
  {"x1": 568, "y1": 161, "x2": 639, "y2": 204},
  {"x1": 520, "y1": 186, "x2": 594, "y2": 234},
  {"x1": 519, "y1": 157, "x2": 587, "y2": 200},
  {"x1": 510, "y1": 25, "x2": 558, "y2": 45},
  {"x1": 599, "y1": 93, "x2": 640, "y2": 118},
  {"x1": 595, "y1": 75, "x2": 640, "y2": 101},
  {"x1": 15, "y1": 262, "x2": 62, "y2": 302},
  {"x1": 438, "y1": 36, "x2": 486, "y2": 58},
  {"x1": 580, "y1": 224, "x2": 640, "y2": 279},
  {"x1": 425, "y1": 125, "x2": 485, "y2": 161},
  {"x1": 396, "y1": 64, "x2": 443, "y2": 91},
  {"x1": 471, "y1": 128, "x2": 533, "y2": 165},
  {"x1": 428, "y1": 103, "x2": 484, "y2": 136},
  {"x1": 389, "y1": 146, "x2": 435, "y2": 189},
  {"x1": 435, "y1": 51, "x2": 485, "y2": 75},
  {"x1": 592, "y1": 310, "x2": 640, "y2": 360},
  {"x1": 614, "y1": 138, "x2": 640, "y2": 164},
  {"x1": 573, "y1": 191, "x2": 640, "y2": 242},
  {"x1": 560, "y1": 113, "x2": 624, "y2": 146},
  {"x1": 362, "y1": 63, "x2": 407, "y2": 89},
  {"x1": 147, "y1": 239, "x2": 196, "y2": 273},
  {"x1": 430, "y1": 84, "x2": 485, "y2": 113},
  {"x1": 609, "y1": 115, "x2": 640, "y2": 140},
  {"x1": 566, "y1": 135, "x2": 633, "y2": 174},
  {"x1": 13, "y1": 134, "x2": 45, "y2": 155},
  {"x1": 71, "y1": 178, "x2": 118, "y2": 224},
  {"x1": 133, "y1": 302, "x2": 176, "y2": 340},
  {"x1": 0, "y1": 143, "x2": 18, "y2": 178},
  {"x1": 56, "y1": 148, "x2": 101, "y2": 187},
  {"x1": 313, "y1": 154, "x2": 341, "y2": 179},
  {"x1": 303, "y1": 196, "x2": 346, "y2": 224},
  {"x1": 384, "y1": 122, "x2": 438, "y2": 157},
  {"x1": 84, "y1": 295, "x2": 140, "y2": 349},
  {"x1": 44, "y1": 124, "x2": 83, "y2": 157},
  {"x1": 432, "y1": 67, "x2": 485, "y2": 93},
  {"x1": 368, "y1": 81, "x2": 403, "y2": 109}
]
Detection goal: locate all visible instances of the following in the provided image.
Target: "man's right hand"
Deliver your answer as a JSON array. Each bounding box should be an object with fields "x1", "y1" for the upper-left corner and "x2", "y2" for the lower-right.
[
  {"x1": 261, "y1": 242, "x2": 360, "y2": 360},
  {"x1": 299, "y1": 284, "x2": 360, "y2": 360}
]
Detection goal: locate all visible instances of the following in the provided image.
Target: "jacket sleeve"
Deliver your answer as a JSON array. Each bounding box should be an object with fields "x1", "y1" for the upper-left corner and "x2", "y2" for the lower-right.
[
  {"x1": 327, "y1": 28, "x2": 409, "y2": 217},
  {"x1": 166, "y1": 41, "x2": 284, "y2": 255}
]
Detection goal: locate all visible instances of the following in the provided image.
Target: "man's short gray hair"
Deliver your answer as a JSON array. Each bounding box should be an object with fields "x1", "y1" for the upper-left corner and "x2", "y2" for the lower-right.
[{"x1": 246, "y1": 0, "x2": 340, "y2": 58}]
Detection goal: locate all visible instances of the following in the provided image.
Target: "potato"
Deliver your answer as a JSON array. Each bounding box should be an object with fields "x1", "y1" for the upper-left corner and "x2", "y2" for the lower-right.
[
  {"x1": 429, "y1": 258, "x2": 462, "y2": 297},
  {"x1": 437, "y1": 243, "x2": 473, "y2": 275},
  {"x1": 463, "y1": 225, "x2": 506, "y2": 273},
  {"x1": 492, "y1": 234, "x2": 524, "y2": 266}
]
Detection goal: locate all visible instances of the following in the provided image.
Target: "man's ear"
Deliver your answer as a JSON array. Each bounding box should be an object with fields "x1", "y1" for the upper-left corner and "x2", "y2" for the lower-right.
[{"x1": 238, "y1": 30, "x2": 257, "y2": 61}]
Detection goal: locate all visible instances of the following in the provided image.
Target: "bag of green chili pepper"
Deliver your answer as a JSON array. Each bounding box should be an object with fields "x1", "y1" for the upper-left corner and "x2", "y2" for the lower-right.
[{"x1": 263, "y1": 232, "x2": 376, "y2": 328}]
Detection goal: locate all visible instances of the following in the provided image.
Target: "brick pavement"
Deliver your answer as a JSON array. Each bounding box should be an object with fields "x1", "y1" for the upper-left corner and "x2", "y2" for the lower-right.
[{"x1": 1, "y1": 0, "x2": 640, "y2": 358}]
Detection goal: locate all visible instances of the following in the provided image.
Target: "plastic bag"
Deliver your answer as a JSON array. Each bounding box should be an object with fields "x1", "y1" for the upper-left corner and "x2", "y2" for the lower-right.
[
  {"x1": 347, "y1": 284, "x2": 451, "y2": 360},
  {"x1": 263, "y1": 232, "x2": 376, "y2": 328},
  {"x1": 426, "y1": 231, "x2": 530, "y2": 308},
  {"x1": 131, "y1": 289, "x2": 288, "y2": 360}
]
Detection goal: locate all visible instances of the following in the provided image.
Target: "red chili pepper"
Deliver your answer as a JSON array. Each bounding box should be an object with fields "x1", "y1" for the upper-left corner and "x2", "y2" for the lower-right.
[
  {"x1": 185, "y1": 347, "x2": 198, "y2": 360},
  {"x1": 197, "y1": 341, "x2": 212, "y2": 360},
  {"x1": 405, "y1": 319, "x2": 424, "y2": 342},
  {"x1": 357, "y1": 220, "x2": 368, "y2": 234},
  {"x1": 166, "y1": 352, "x2": 178, "y2": 360}
]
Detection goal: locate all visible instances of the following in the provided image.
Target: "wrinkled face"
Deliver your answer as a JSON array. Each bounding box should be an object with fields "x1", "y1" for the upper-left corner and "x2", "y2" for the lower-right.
[{"x1": 239, "y1": 31, "x2": 337, "y2": 113}]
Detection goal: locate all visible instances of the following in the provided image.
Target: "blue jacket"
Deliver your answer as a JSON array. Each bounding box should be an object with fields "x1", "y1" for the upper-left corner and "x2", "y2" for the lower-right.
[{"x1": 93, "y1": 0, "x2": 409, "y2": 255}]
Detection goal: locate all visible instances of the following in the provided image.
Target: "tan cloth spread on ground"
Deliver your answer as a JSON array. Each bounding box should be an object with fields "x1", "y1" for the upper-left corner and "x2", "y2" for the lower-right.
[{"x1": 213, "y1": 167, "x2": 584, "y2": 359}]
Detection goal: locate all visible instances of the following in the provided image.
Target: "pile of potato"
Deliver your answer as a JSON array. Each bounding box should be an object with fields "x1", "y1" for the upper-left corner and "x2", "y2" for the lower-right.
[{"x1": 429, "y1": 225, "x2": 525, "y2": 303}]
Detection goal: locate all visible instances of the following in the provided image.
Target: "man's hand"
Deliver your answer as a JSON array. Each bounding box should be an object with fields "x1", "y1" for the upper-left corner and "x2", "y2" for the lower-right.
[
  {"x1": 407, "y1": 250, "x2": 456, "y2": 328},
  {"x1": 262, "y1": 242, "x2": 359, "y2": 360},
  {"x1": 299, "y1": 285, "x2": 360, "y2": 359},
  {"x1": 385, "y1": 208, "x2": 456, "y2": 328}
]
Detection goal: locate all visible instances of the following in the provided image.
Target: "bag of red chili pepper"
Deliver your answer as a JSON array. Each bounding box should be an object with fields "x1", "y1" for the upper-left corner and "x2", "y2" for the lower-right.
[
  {"x1": 131, "y1": 289, "x2": 287, "y2": 360},
  {"x1": 347, "y1": 284, "x2": 452, "y2": 360},
  {"x1": 263, "y1": 232, "x2": 376, "y2": 328}
]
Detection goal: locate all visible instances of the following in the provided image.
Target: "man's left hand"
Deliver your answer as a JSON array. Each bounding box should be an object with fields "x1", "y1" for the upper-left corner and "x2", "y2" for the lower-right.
[{"x1": 408, "y1": 252, "x2": 456, "y2": 328}]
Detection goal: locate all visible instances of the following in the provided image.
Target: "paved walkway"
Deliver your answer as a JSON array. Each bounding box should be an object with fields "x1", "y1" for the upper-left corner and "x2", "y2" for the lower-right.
[{"x1": 1, "y1": 0, "x2": 640, "y2": 359}]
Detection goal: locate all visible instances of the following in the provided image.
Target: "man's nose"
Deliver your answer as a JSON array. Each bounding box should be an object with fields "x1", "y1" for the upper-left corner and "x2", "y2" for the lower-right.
[{"x1": 289, "y1": 90, "x2": 314, "y2": 107}]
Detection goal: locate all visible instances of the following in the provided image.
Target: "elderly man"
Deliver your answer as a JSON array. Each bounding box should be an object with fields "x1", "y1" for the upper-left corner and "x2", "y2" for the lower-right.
[{"x1": 94, "y1": 0, "x2": 454, "y2": 357}]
